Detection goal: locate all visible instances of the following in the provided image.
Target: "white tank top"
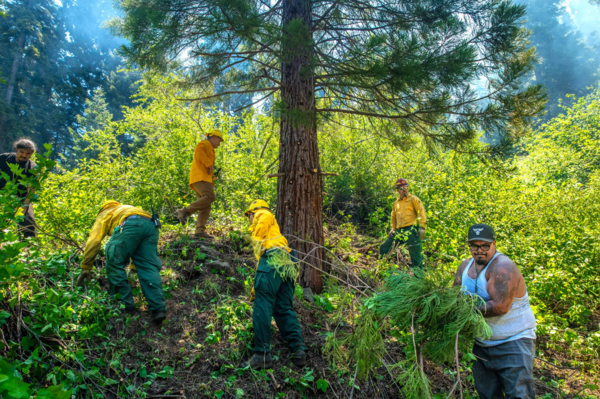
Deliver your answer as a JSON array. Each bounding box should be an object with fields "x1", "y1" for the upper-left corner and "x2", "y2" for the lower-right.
[{"x1": 461, "y1": 253, "x2": 536, "y2": 347}]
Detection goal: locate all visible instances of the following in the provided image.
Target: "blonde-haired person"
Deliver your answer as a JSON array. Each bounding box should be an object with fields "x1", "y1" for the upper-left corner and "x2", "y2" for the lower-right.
[
  {"x1": 76, "y1": 201, "x2": 166, "y2": 324},
  {"x1": 177, "y1": 129, "x2": 224, "y2": 239}
]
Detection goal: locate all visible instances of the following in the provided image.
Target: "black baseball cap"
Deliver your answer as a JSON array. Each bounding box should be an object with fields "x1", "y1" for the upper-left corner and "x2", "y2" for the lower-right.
[{"x1": 468, "y1": 224, "x2": 495, "y2": 243}]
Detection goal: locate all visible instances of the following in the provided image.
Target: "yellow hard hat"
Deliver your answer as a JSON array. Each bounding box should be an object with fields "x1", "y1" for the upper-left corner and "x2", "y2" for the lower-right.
[
  {"x1": 245, "y1": 199, "x2": 269, "y2": 216},
  {"x1": 207, "y1": 128, "x2": 224, "y2": 141}
]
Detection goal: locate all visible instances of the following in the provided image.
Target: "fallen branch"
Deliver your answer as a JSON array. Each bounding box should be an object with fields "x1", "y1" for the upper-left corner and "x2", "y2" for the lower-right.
[
  {"x1": 295, "y1": 256, "x2": 369, "y2": 297},
  {"x1": 455, "y1": 333, "x2": 463, "y2": 399},
  {"x1": 412, "y1": 313, "x2": 432, "y2": 399},
  {"x1": 380, "y1": 356, "x2": 403, "y2": 394},
  {"x1": 349, "y1": 362, "x2": 359, "y2": 399},
  {"x1": 267, "y1": 370, "x2": 280, "y2": 390},
  {"x1": 445, "y1": 379, "x2": 460, "y2": 399},
  {"x1": 288, "y1": 235, "x2": 376, "y2": 292},
  {"x1": 535, "y1": 357, "x2": 581, "y2": 370},
  {"x1": 37, "y1": 225, "x2": 83, "y2": 252}
]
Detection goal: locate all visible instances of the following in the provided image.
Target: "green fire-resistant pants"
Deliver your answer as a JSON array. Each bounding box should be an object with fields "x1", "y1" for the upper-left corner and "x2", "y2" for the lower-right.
[
  {"x1": 379, "y1": 226, "x2": 423, "y2": 268},
  {"x1": 105, "y1": 218, "x2": 166, "y2": 313},
  {"x1": 253, "y1": 252, "x2": 306, "y2": 353}
]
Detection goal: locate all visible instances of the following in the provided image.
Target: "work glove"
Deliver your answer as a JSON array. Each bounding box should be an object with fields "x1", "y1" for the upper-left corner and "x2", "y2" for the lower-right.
[
  {"x1": 76, "y1": 270, "x2": 92, "y2": 287},
  {"x1": 388, "y1": 230, "x2": 395, "y2": 239},
  {"x1": 207, "y1": 165, "x2": 213, "y2": 175},
  {"x1": 418, "y1": 226, "x2": 426, "y2": 240},
  {"x1": 249, "y1": 287, "x2": 255, "y2": 302}
]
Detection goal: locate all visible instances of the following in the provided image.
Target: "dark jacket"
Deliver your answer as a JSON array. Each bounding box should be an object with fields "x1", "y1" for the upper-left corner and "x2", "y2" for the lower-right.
[{"x1": 0, "y1": 153, "x2": 37, "y2": 197}]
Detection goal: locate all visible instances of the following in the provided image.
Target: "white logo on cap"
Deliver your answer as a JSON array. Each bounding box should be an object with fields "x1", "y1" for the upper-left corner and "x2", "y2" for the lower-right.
[{"x1": 473, "y1": 228, "x2": 484, "y2": 235}]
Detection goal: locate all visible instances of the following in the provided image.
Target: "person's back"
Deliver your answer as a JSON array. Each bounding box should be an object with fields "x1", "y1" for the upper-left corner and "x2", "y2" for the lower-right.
[
  {"x1": 243, "y1": 200, "x2": 306, "y2": 370},
  {"x1": 77, "y1": 201, "x2": 167, "y2": 324}
]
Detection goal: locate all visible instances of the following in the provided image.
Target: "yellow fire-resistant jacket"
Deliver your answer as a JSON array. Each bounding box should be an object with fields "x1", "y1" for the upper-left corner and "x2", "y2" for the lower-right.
[
  {"x1": 248, "y1": 209, "x2": 290, "y2": 260},
  {"x1": 189, "y1": 140, "x2": 215, "y2": 188},
  {"x1": 391, "y1": 194, "x2": 427, "y2": 229},
  {"x1": 81, "y1": 205, "x2": 151, "y2": 270}
]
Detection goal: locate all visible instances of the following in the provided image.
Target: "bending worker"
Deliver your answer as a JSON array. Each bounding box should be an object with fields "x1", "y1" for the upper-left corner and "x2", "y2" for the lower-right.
[
  {"x1": 454, "y1": 224, "x2": 536, "y2": 398},
  {"x1": 76, "y1": 201, "x2": 167, "y2": 325},
  {"x1": 177, "y1": 129, "x2": 224, "y2": 239},
  {"x1": 242, "y1": 200, "x2": 307, "y2": 370},
  {"x1": 379, "y1": 178, "x2": 426, "y2": 267}
]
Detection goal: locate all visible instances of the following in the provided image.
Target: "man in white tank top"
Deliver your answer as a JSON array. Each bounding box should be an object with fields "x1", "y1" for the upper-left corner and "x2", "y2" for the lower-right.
[{"x1": 454, "y1": 224, "x2": 536, "y2": 399}]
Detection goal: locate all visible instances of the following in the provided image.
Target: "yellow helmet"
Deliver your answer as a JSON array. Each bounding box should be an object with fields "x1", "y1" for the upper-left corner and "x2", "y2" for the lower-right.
[
  {"x1": 244, "y1": 199, "x2": 269, "y2": 216},
  {"x1": 207, "y1": 128, "x2": 224, "y2": 141}
]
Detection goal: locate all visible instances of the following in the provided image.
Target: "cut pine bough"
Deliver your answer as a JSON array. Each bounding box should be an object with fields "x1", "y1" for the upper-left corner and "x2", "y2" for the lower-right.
[{"x1": 324, "y1": 268, "x2": 490, "y2": 398}]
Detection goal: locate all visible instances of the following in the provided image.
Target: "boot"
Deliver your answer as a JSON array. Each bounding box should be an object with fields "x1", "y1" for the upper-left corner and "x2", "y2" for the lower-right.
[
  {"x1": 241, "y1": 352, "x2": 273, "y2": 370},
  {"x1": 290, "y1": 350, "x2": 307, "y2": 367},
  {"x1": 152, "y1": 311, "x2": 166, "y2": 325},
  {"x1": 194, "y1": 232, "x2": 214, "y2": 240},
  {"x1": 176, "y1": 208, "x2": 189, "y2": 225}
]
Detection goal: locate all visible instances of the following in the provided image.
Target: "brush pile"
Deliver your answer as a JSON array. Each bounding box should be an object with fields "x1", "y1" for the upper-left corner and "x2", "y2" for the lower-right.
[{"x1": 323, "y1": 268, "x2": 491, "y2": 398}]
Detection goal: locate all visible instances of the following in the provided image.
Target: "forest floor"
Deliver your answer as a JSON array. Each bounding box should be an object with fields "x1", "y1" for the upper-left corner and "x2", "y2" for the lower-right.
[{"x1": 82, "y1": 220, "x2": 597, "y2": 399}]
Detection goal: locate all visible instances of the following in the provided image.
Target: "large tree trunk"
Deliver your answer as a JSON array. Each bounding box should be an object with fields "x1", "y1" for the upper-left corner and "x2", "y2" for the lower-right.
[
  {"x1": 1, "y1": 27, "x2": 27, "y2": 151},
  {"x1": 277, "y1": 0, "x2": 324, "y2": 293},
  {"x1": 5, "y1": 30, "x2": 26, "y2": 105}
]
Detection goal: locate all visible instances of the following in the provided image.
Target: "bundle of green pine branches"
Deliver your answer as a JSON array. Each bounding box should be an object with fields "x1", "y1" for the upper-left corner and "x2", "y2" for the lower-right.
[
  {"x1": 322, "y1": 268, "x2": 490, "y2": 397},
  {"x1": 375, "y1": 268, "x2": 491, "y2": 363}
]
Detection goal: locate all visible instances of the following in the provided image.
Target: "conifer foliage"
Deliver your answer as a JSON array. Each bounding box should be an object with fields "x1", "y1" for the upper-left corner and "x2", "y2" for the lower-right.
[
  {"x1": 375, "y1": 269, "x2": 491, "y2": 364},
  {"x1": 322, "y1": 268, "x2": 491, "y2": 397},
  {"x1": 113, "y1": 0, "x2": 546, "y2": 292}
]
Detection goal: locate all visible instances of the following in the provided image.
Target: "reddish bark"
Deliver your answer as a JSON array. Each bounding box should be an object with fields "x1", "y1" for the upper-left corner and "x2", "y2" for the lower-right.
[{"x1": 276, "y1": 0, "x2": 324, "y2": 293}]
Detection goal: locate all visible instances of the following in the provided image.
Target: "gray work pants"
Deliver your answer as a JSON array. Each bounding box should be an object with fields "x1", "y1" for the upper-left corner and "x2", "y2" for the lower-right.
[{"x1": 472, "y1": 338, "x2": 536, "y2": 399}]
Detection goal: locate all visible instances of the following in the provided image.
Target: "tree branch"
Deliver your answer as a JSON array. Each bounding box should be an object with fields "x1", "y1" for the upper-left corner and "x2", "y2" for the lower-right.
[
  {"x1": 178, "y1": 87, "x2": 280, "y2": 102},
  {"x1": 316, "y1": 108, "x2": 412, "y2": 119}
]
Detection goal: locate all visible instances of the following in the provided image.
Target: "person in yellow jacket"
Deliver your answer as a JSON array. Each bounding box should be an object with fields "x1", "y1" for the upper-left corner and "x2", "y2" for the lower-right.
[
  {"x1": 242, "y1": 200, "x2": 307, "y2": 370},
  {"x1": 177, "y1": 129, "x2": 224, "y2": 239},
  {"x1": 76, "y1": 201, "x2": 166, "y2": 324},
  {"x1": 379, "y1": 178, "x2": 427, "y2": 267}
]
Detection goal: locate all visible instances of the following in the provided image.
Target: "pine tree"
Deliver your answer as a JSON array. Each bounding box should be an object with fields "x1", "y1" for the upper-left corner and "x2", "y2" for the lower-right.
[
  {"x1": 112, "y1": 0, "x2": 546, "y2": 292},
  {"x1": 522, "y1": 0, "x2": 600, "y2": 119},
  {"x1": 65, "y1": 88, "x2": 115, "y2": 167},
  {"x1": 0, "y1": 0, "x2": 139, "y2": 154}
]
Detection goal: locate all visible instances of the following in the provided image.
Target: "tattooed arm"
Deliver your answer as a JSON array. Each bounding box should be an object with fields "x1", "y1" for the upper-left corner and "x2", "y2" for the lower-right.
[{"x1": 479, "y1": 256, "x2": 521, "y2": 318}]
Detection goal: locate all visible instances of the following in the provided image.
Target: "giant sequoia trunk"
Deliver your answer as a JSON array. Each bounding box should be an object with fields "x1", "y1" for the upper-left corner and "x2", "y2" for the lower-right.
[{"x1": 276, "y1": 0, "x2": 324, "y2": 293}]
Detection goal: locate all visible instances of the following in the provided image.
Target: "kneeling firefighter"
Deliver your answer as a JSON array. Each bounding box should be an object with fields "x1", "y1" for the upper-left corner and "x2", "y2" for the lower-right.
[
  {"x1": 242, "y1": 200, "x2": 307, "y2": 370},
  {"x1": 76, "y1": 201, "x2": 167, "y2": 324}
]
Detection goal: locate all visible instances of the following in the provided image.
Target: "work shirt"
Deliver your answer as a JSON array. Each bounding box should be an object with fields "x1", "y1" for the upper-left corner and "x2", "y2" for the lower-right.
[
  {"x1": 81, "y1": 205, "x2": 151, "y2": 270},
  {"x1": 248, "y1": 209, "x2": 290, "y2": 260},
  {"x1": 0, "y1": 153, "x2": 37, "y2": 198},
  {"x1": 189, "y1": 140, "x2": 215, "y2": 188},
  {"x1": 390, "y1": 194, "x2": 427, "y2": 229}
]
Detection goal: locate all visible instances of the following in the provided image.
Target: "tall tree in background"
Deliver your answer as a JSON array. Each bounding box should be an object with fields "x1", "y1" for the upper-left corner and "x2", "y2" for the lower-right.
[
  {"x1": 522, "y1": 0, "x2": 600, "y2": 119},
  {"x1": 113, "y1": 0, "x2": 546, "y2": 292},
  {"x1": 0, "y1": 0, "x2": 58, "y2": 150},
  {"x1": 0, "y1": 0, "x2": 139, "y2": 154}
]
